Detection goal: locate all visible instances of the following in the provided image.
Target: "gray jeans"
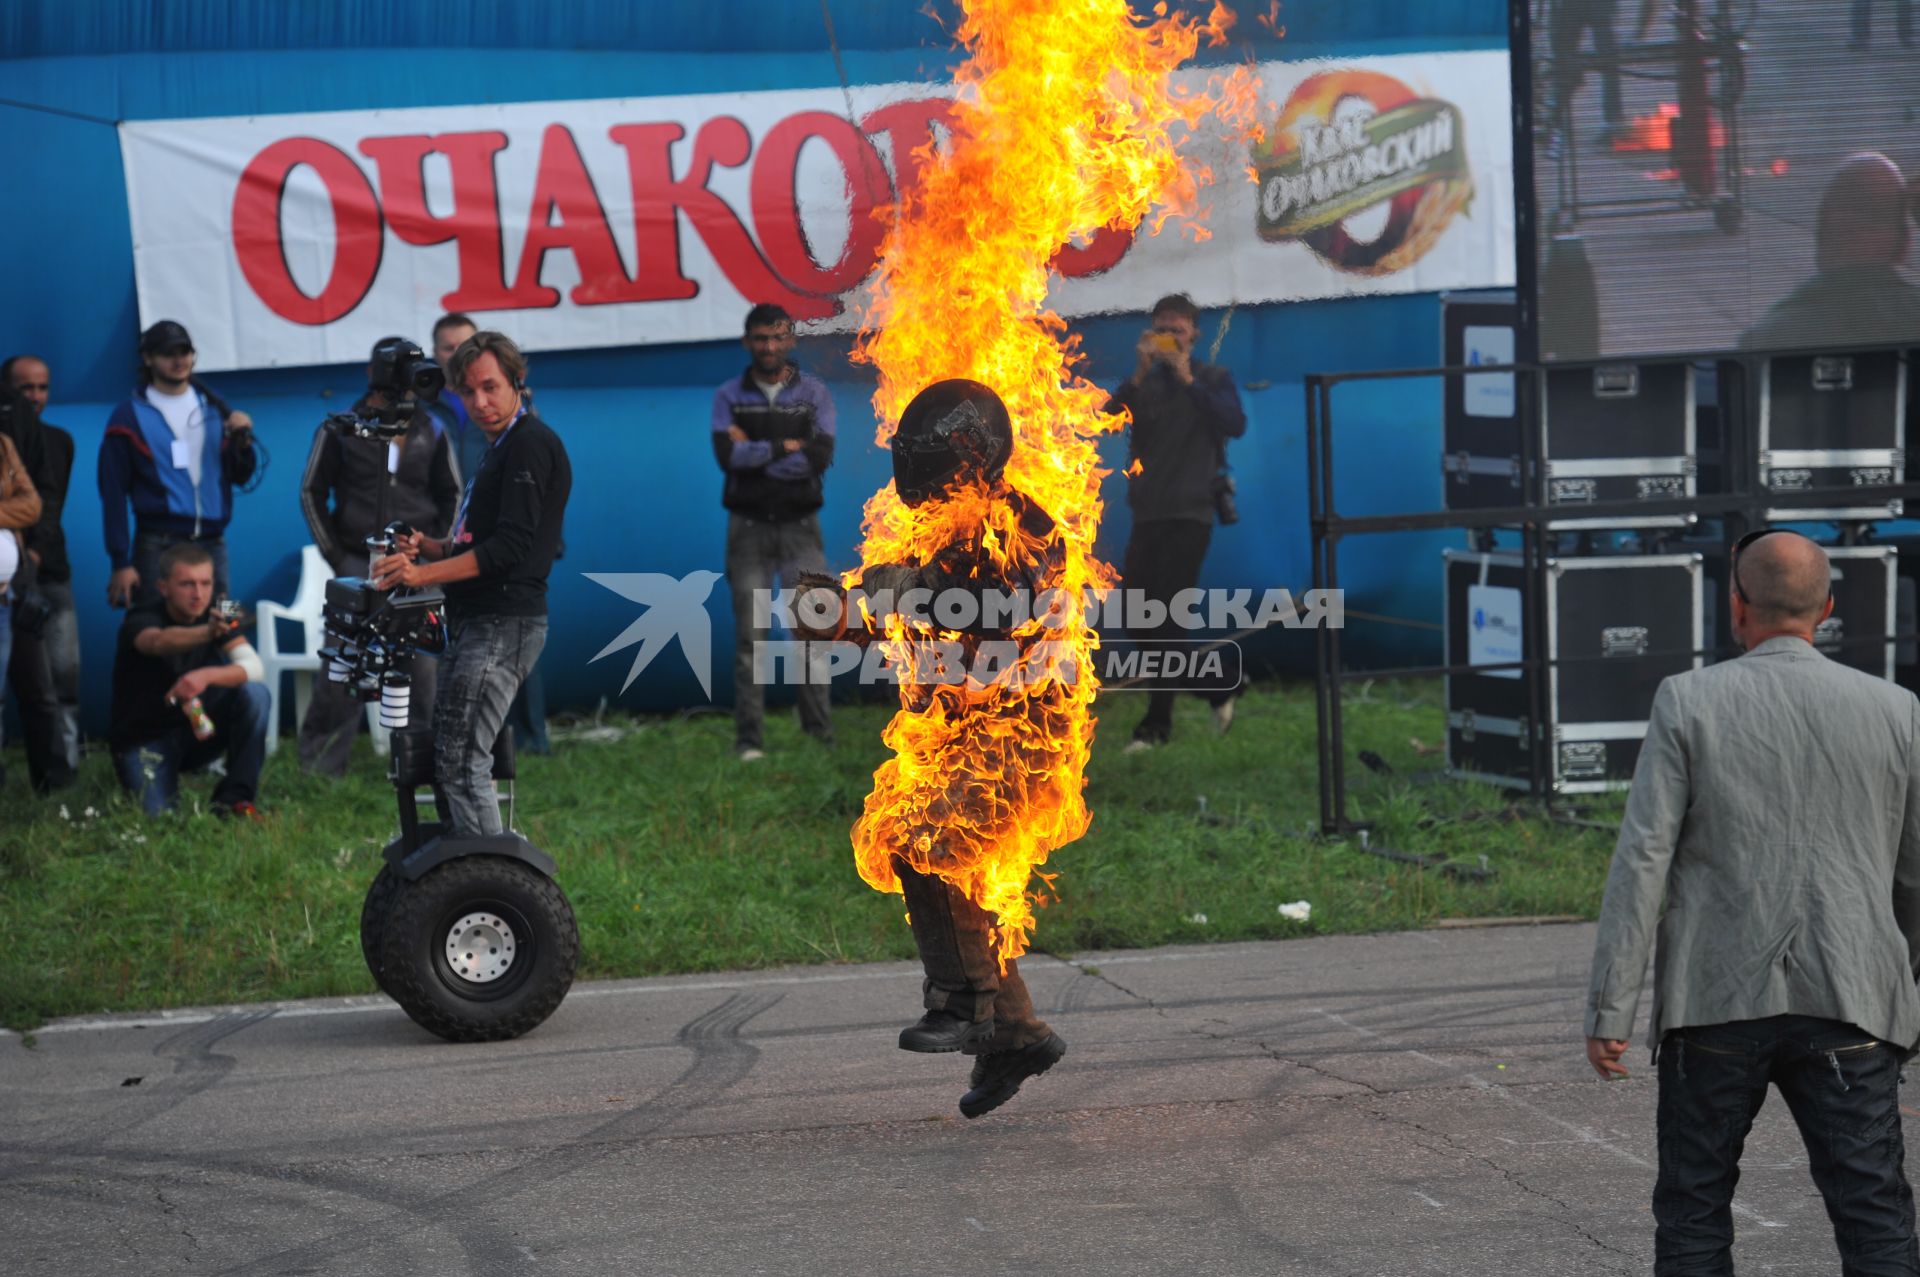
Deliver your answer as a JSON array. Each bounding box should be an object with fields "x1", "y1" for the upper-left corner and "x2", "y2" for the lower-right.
[
  {"x1": 42, "y1": 581, "x2": 80, "y2": 770},
  {"x1": 9, "y1": 578, "x2": 81, "y2": 789},
  {"x1": 726, "y1": 512, "x2": 832, "y2": 749},
  {"x1": 433, "y1": 613, "x2": 547, "y2": 836}
]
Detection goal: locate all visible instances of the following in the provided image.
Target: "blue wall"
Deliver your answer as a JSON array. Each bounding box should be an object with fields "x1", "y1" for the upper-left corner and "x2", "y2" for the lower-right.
[{"x1": 0, "y1": 1, "x2": 1507, "y2": 729}]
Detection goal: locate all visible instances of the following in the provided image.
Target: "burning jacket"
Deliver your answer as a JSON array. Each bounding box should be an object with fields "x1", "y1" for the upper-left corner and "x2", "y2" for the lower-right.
[
  {"x1": 846, "y1": 481, "x2": 1091, "y2": 913},
  {"x1": 853, "y1": 487, "x2": 1065, "y2": 644}
]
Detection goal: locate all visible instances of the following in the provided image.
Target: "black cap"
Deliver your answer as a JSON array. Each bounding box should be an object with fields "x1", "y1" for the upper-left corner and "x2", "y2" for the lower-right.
[{"x1": 140, "y1": 320, "x2": 193, "y2": 356}]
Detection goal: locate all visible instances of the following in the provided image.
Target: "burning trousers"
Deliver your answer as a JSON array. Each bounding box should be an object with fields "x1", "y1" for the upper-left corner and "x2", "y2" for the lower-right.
[{"x1": 893, "y1": 854, "x2": 1051, "y2": 1052}]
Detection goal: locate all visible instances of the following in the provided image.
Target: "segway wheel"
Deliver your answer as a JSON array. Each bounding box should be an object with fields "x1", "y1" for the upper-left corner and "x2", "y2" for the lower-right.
[
  {"x1": 379, "y1": 857, "x2": 579, "y2": 1043},
  {"x1": 359, "y1": 867, "x2": 404, "y2": 995}
]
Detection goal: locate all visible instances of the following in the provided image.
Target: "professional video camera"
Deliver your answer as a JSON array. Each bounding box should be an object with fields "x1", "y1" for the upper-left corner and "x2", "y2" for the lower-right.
[
  {"x1": 325, "y1": 336, "x2": 446, "y2": 439},
  {"x1": 318, "y1": 521, "x2": 446, "y2": 731}
]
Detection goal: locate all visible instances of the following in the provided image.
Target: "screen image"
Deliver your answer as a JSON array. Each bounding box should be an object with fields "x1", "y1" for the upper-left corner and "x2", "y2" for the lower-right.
[{"x1": 1525, "y1": 0, "x2": 1920, "y2": 361}]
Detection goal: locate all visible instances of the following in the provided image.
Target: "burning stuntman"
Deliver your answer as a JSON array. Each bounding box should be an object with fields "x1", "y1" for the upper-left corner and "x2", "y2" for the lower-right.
[{"x1": 798, "y1": 379, "x2": 1073, "y2": 1119}]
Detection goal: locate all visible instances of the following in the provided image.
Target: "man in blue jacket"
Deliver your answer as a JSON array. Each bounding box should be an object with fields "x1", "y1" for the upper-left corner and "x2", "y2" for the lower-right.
[{"x1": 98, "y1": 320, "x2": 259, "y2": 607}]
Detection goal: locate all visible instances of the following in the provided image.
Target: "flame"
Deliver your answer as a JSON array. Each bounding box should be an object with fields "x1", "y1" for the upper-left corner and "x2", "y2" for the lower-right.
[
  {"x1": 847, "y1": 0, "x2": 1259, "y2": 964},
  {"x1": 1609, "y1": 103, "x2": 1727, "y2": 155}
]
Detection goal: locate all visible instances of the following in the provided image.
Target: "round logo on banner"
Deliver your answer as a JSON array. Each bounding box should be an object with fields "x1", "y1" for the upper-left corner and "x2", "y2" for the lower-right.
[{"x1": 1251, "y1": 70, "x2": 1474, "y2": 276}]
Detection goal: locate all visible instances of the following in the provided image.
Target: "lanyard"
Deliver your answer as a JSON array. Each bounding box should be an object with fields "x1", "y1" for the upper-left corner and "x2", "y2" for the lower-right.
[{"x1": 451, "y1": 407, "x2": 526, "y2": 544}]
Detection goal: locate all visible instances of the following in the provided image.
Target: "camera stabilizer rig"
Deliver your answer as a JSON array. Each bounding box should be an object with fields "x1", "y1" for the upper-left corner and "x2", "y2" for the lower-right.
[{"x1": 319, "y1": 344, "x2": 580, "y2": 1043}]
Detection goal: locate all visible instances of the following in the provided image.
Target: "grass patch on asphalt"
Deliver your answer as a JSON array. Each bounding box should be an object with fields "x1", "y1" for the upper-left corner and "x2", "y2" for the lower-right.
[{"x1": 0, "y1": 679, "x2": 1623, "y2": 1031}]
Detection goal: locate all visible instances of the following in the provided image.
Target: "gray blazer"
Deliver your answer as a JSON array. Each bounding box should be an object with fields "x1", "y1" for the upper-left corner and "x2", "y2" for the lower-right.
[{"x1": 1586, "y1": 636, "x2": 1920, "y2": 1049}]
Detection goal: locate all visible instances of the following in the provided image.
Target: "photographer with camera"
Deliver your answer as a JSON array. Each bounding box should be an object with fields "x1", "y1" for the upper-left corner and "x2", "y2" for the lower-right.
[
  {"x1": 370, "y1": 332, "x2": 570, "y2": 837},
  {"x1": 296, "y1": 336, "x2": 460, "y2": 775},
  {"x1": 0, "y1": 388, "x2": 42, "y2": 791},
  {"x1": 109, "y1": 541, "x2": 269, "y2": 818},
  {"x1": 1105, "y1": 293, "x2": 1247, "y2": 753},
  {"x1": 4, "y1": 355, "x2": 80, "y2": 793},
  {"x1": 99, "y1": 320, "x2": 260, "y2": 607}
]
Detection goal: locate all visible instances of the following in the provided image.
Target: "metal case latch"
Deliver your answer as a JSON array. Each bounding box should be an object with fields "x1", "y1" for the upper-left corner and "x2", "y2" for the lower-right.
[
  {"x1": 1593, "y1": 365, "x2": 1640, "y2": 398},
  {"x1": 1812, "y1": 356, "x2": 1855, "y2": 392}
]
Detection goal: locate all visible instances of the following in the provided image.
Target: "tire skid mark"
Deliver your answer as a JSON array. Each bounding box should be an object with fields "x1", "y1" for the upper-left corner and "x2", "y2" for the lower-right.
[
  {"x1": 204, "y1": 989, "x2": 785, "y2": 1277},
  {"x1": 28, "y1": 1012, "x2": 275, "y2": 1152}
]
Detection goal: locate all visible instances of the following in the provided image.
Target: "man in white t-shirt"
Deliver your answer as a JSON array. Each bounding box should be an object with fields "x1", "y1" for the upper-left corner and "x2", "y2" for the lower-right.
[{"x1": 98, "y1": 320, "x2": 260, "y2": 607}]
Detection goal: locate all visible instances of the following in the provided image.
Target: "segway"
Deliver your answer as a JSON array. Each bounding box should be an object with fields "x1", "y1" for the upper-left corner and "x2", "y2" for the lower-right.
[
  {"x1": 317, "y1": 347, "x2": 579, "y2": 1042},
  {"x1": 358, "y1": 721, "x2": 578, "y2": 1042}
]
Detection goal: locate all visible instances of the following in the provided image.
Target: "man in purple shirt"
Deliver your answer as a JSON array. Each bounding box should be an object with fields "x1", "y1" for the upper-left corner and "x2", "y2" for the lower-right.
[{"x1": 710, "y1": 303, "x2": 836, "y2": 760}]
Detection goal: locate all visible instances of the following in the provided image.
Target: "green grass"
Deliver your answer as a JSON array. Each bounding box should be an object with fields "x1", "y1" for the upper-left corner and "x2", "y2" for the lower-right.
[{"x1": 0, "y1": 679, "x2": 1624, "y2": 1031}]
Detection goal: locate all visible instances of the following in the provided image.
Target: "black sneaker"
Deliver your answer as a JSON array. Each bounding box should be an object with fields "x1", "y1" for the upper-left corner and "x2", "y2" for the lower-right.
[
  {"x1": 898, "y1": 1010, "x2": 993, "y2": 1054},
  {"x1": 960, "y1": 1032, "x2": 1067, "y2": 1118}
]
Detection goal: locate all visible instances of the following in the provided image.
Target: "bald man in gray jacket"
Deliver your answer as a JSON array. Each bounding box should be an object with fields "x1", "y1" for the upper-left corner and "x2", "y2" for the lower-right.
[{"x1": 1585, "y1": 529, "x2": 1920, "y2": 1275}]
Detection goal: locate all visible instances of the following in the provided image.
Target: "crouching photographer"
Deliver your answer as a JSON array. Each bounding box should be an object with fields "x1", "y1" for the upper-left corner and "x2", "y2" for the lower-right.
[
  {"x1": 370, "y1": 332, "x2": 570, "y2": 836},
  {"x1": 109, "y1": 542, "x2": 268, "y2": 818}
]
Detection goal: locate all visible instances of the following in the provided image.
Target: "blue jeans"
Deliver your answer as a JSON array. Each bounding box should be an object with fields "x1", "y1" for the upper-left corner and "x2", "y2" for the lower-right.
[
  {"x1": 1656, "y1": 1015, "x2": 1920, "y2": 1275},
  {"x1": 112, "y1": 681, "x2": 270, "y2": 814},
  {"x1": 434, "y1": 613, "x2": 547, "y2": 836}
]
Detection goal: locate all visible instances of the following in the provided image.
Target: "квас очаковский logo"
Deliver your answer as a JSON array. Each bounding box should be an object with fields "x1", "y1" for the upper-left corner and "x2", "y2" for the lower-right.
[{"x1": 1253, "y1": 70, "x2": 1474, "y2": 276}]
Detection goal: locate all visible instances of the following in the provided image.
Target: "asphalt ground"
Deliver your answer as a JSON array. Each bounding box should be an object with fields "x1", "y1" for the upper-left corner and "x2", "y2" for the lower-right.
[{"x1": 0, "y1": 922, "x2": 1896, "y2": 1275}]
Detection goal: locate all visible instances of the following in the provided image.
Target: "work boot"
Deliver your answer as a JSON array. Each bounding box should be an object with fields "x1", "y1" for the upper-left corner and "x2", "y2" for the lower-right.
[
  {"x1": 898, "y1": 1010, "x2": 993, "y2": 1054},
  {"x1": 959, "y1": 1032, "x2": 1067, "y2": 1118}
]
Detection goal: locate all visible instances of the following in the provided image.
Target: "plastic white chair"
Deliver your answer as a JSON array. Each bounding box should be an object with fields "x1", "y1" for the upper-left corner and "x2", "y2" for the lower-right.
[
  {"x1": 256, "y1": 546, "x2": 329, "y2": 756},
  {"x1": 256, "y1": 545, "x2": 392, "y2": 758}
]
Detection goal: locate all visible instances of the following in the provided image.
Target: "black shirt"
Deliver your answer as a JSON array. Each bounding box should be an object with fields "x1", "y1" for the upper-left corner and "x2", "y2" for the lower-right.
[
  {"x1": 1107, "y1": 361, "x2": 1248, "y2": 526},
  {"x1": 110, "y1": 603, "x2": 231, "y2": 749},
  {"x1": 300, "y1": 400, "x2": 460, "y2": 570},
  {"x1": 443, "y1": 412, "x2": 571, "y2": 618},
  {"x1": 28, "y1": 422, "x2": 73, "y2": 583}
]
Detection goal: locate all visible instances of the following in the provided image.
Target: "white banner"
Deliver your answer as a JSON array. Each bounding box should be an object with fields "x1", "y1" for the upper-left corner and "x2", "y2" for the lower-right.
[{"x1": 119, "y1": 50, "x2": 1514, "y2": 372}]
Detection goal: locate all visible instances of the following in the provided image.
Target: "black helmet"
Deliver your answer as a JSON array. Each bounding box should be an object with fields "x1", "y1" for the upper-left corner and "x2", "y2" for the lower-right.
[{"x1": 892, "y1": 379, "x2": 1014, "y2": 506}]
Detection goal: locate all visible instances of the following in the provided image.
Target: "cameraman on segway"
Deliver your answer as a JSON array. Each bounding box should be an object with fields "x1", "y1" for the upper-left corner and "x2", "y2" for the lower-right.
[{"x1": 370, "y1": 331, "x2": 569, "y2": 837}]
